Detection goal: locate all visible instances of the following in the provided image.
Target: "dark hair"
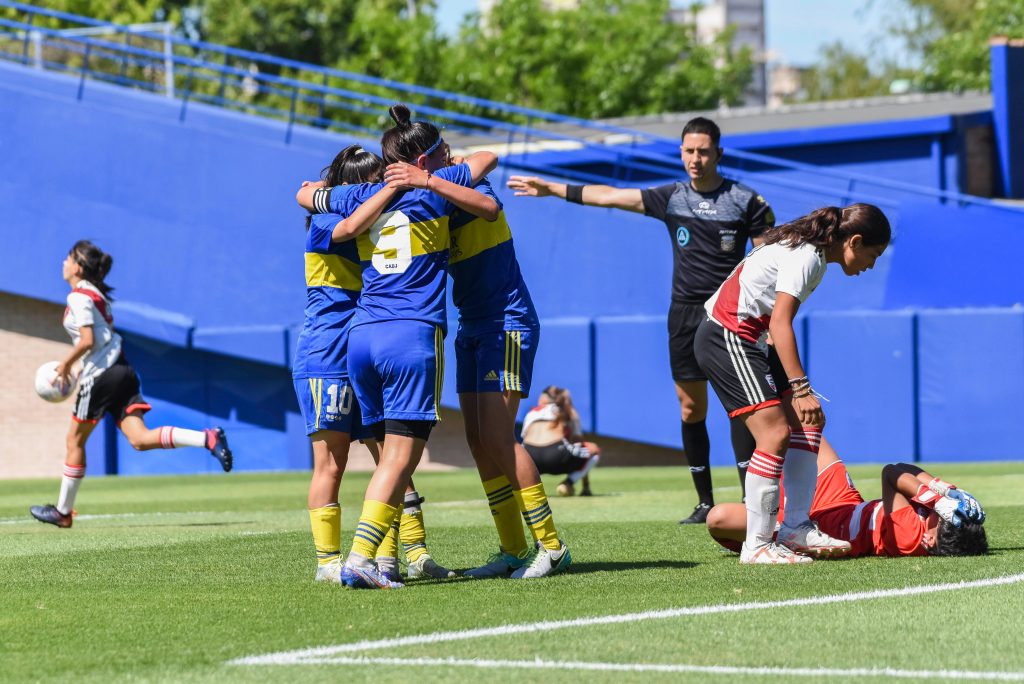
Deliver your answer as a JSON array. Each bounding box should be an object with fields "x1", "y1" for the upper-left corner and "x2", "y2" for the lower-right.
[
  {"x1": 762, "y1": 203, "x2": 891, "y2": 250},
  {"x1": 541, "y1": 385, "x2": 581, "y2": 432},
  {"x1": 69, "y1": 240, "x2": 114, "y2": 299},
  {"x1": 321, "y1": 144, "x2": 385, "y2": 186},
  {"x1": 681, "y1": 116, "x2": 721, "y2": 147},
  {"x1": 380, "y1": 104, "x2": 442, "y2": 165},
  {"x1": 932, "y1": 520, "x2": 988, "y2": 557}
]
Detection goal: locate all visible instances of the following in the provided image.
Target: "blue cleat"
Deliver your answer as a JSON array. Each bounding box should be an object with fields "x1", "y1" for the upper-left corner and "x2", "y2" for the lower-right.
[
  {"x1": 30, "y1": 504, "x2": 73, "y2": 528},
  {"x1": 340, "y1": 562, "x2": 405, "y2": 590}
]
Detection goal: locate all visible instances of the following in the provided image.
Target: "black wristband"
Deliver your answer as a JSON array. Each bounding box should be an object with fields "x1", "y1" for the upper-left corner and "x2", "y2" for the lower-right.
[{"x1": 565, "y1": 184, "x2": 585, "y2": 204}]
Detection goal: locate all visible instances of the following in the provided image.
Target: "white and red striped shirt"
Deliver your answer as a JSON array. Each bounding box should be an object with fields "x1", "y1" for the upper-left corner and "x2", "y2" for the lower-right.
[
  {"x1": 705, "y1": 242, "x2": 826, "y2": 343},
  {"x1": 63, "y1": 280, "x2": 122, "y2": 382}
]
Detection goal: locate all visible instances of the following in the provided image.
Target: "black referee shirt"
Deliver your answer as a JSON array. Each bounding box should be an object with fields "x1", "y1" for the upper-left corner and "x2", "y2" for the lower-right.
[{"x1": 641, "y1": 179, "x2": 775, "y2": 305}]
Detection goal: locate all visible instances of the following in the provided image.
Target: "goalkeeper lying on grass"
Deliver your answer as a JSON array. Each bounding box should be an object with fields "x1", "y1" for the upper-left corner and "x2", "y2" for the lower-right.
[{"x1": 707, "y1": 436, "x2": 988, "y2": 558}]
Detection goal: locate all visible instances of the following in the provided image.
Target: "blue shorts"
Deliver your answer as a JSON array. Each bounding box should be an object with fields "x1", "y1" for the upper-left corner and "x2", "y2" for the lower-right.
[
  {"x1": 455, "y1": 327, "x2": 538, "y2": 396},
  {"x1": 293, "y1": 376, "x2": 371, "y2": 439},
  {"x1": 348, "y1": 320, "x2": 445, "y2": 424}
]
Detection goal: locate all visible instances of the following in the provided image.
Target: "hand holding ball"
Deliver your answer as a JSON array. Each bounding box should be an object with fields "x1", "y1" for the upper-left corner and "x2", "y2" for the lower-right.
[{"x1": 35, "y1": 361, "x2": 77, "y2": 403}]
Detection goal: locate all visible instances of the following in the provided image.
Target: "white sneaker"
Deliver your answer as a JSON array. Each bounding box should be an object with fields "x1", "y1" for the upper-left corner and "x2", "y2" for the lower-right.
[
  {"x1": 740, "y1": 542, "x2": 813, "y2": 564},
  {"x1": 778, "y1": 522, "x2": 852, "y2": 558},
  {"x1": 510, "y1": 542, "x2": 572, "y2": 579},
  {"x1": 314, "y1": 559, "x2": 343, "y2": 583},
  {"x1": 407, "y1": 554, "x2": 456, "y2": 579}
]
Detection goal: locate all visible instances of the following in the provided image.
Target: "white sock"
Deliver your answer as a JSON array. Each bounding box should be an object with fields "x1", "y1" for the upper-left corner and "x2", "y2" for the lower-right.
[
  {"x1": 346, "y1": 550, "x2": 374, "y2": 569},
  {"x1": 781, "y1": 427, "x2": 823, "y2": 529},
  {"x1": 158, "y1": 426, "x2": 207, "y2": 449},
  {"x1": 57, "y1": 463, "x2": 85, "y2": 515},
  {"x1": 745, "y1": 450, "x2": 785, "y2": 547},
  {"x1": 567, "y1": 453, "x2": 600, "y2": 484}
]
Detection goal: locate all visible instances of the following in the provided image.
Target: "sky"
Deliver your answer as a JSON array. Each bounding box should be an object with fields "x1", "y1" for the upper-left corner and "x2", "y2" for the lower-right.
[{"x1": 434, "y1": 0, "x2": 908, "y2": 68}]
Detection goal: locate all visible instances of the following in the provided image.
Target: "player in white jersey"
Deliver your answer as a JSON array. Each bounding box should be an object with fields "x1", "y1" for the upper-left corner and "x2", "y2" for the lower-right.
[
  {"x1": 521, "y1": 386, "x2": 601, "y2": 497},
  {"x1": 30, "y1": 241, "x2": 232, "y2": 529},
  {"x1": 694, "y1": 204, "x2": 890, "y2": 564}
]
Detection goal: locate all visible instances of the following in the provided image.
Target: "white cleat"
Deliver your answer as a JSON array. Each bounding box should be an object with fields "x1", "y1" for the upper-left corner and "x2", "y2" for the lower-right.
[
  {"x1": 777, "y1": 522, "x2": 852, "y2": 558},
  {"x1": 314, "y1": 559, "x2": 343, "y2": 583},
  {"x1": 740, "y1": 541, "x2": 813, "y2": 564},
  {"x1": 407, "y1": 554, "x2": 457, "y2": 579},
  {"x1": 510, "y1": 542, "x2": 572, "y2": 579}
]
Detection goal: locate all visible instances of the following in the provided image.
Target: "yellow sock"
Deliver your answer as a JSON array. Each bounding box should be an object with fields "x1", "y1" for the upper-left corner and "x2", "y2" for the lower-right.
[
  {"x1": 377, "y1": 521, "x2": 400, "y2": 560},
  {"x1": 514, "y1": 483, "x2": 561, "y2": 551},
  {"x1": 482, "y1": 475, "x2": 529, "y2": 556},
  {"x1": 400, "y1": 510, "x2": 428, "y2": 563},
  {"x1": 309, "y1": 503, "x2": 341, "y2": 567},
  {"x1": 350, "y1": 500, "x2": 399, "y2": 560}
]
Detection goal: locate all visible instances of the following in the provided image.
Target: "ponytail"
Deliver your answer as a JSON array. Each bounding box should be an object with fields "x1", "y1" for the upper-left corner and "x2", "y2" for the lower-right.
[
  {"x1": 542, "y1": 385, "x2": 581, "y2": 433},
  {"x1": 69, "y1": 240, "x2": 114, "y2": 299},
  {"x1": 763, "y1": 203, "x2": 890, "y2": 249},
  {"x1": 380, "y1": 103, "x2": 443, "y2": 165}
]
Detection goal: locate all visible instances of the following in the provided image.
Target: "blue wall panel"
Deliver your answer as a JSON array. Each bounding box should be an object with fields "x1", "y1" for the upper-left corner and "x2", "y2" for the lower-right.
[
  {"x1": 917, "y1": 309, "x2": 1024, "y2": 461},
  {"x1": 806, "y1": 311, "x2": 916, "y2": 463},
  {"x1": 513, "y1": 318, "x2": 594, "y2": 431}
]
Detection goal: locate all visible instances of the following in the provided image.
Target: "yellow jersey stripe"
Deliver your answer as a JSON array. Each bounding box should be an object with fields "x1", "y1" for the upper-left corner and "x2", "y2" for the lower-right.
[
  {"x1": 356, "y1": 214, "x2": 451, "y2": 262},
  {"x1": 515, "y1": 331, "x2": 522, "y2": 392},
  {"x1": 305, "y1": 252, "x2": 362, "y2": 291},
  {"x1": 448, "y1": 213, "x2": 512, "y2": 265}
]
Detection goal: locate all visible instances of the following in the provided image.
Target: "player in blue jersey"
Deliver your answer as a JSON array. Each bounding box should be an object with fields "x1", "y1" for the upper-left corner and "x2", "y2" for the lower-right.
[
  {"x1": 296, "y1": 145, "x2": 460, "y2": 584},
  {"x1": 302, "y1": 105, "x2": 500, "y2": 589},
  {"x1": 446, "y1": 172, "x2": 572, "y2": 579}
]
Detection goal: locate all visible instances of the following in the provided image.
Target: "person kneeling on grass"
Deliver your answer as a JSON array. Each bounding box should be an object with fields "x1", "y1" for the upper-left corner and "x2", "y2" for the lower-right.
[
  {"x1": 707, "y1": 435, "x2": 988, "y2": 558},
  {"x1": 521, "y1": 386, "x2": 601, "y2": 497}
]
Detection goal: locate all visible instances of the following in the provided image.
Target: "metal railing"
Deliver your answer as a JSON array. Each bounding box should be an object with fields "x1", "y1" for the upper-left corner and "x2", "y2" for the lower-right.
[{"x1": 0, "y1": 0, "x2": 1015, "y2": 213}]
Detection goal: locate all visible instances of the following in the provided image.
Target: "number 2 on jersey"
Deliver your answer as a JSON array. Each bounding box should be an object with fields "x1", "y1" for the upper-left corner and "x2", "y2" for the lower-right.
[{"x1": 369, "y1": 210, "x2": 412, "y2": 275}]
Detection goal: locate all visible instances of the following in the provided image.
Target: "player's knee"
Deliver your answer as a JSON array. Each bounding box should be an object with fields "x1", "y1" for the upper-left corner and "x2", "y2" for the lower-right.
[
  {"x1": 763, "y1": 423, "x2": 791, "y2": 454},
  {"x1": 705, "y1": 504, "x2": 728, "y2": 534}
]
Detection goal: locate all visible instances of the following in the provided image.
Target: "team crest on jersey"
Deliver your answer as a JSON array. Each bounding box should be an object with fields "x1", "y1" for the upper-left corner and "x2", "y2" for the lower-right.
[
  {"x1": 765, "y1": 373, "x2": 777, "y2": 393},
  {"x1": 719, "y1": 229, "x2": 737, "y2": 252},
  {"x1": 676, "y1": 226, "x2": 691, "y2": 246}
]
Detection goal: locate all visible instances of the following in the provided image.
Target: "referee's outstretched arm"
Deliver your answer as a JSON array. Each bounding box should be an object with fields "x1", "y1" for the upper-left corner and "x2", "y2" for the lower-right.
[{"x1": 507, "y1": 176, "x2": 645, "y2": 214}]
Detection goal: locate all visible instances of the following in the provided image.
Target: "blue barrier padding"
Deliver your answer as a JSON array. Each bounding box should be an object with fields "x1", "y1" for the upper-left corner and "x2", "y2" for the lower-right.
[
  {"x1": 917, "y1": 308, "x2": 1024, "y2": 461},
  {"x1": 885, "y1": 201, "x2": 1024, "y2": 309},
  {"x1": 114, "y1": 300, "x2": 194, "y2": 347},
  {"x1": 84, "y1": 416, "x2": 118, "y2": 477},
  {"x1": 806, "y1": 310, "x2": 915, "y2": 463},
  {"x1": 514, "y1": 318, "x2": 594, "y2": 432},
  {"x1": 192, "y1": 325, "x2": 290, "y2": 367}
]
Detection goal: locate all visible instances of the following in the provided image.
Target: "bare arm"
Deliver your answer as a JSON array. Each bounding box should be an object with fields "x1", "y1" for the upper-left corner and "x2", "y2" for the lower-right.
[
  {"x1": 55, "y1": 325, "x2": 93, "y2": 388},
  {"x1": 770, "y1": 293, "x2": 823, "y2": 427},
  {"x1": 506, "y1": 176, "x2": 645, "y2": 213},
  {"x1": 384, "y1": 163, "x2": 499, "y2": 222},
  {"x1": 463, "y1": 151, "x2": 498, "y2": 184},
  {"x1": 881, "y1": 463, "x2": 932, "y2": 514},
  {"x1": 328, "y1": 183, "x2": 402, "y2": 242}
]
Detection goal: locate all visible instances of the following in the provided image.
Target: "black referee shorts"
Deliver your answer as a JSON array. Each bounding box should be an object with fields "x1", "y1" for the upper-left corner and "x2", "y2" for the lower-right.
[
  {"x1": 668, "y1": 302, "x2": 708, "y2": 383},
  {"x1": 694, "y1": 317, "x2": 787, "y2": 418}
]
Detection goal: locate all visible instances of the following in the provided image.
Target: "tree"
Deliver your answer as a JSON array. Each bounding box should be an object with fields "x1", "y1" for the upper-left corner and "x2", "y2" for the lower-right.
[
  {"x1": 437, "y1": 0, "x2": 752, "y2": 119},
  {"x1": 800, "y1": 42, "x2": 913, "y2": 102}
]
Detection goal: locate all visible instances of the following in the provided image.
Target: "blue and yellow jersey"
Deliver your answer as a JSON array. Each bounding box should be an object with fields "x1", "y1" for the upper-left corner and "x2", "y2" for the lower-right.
[
  {"x1": 448, "y1": 178, "x2": 539, "y2": 336},
  {"x1": 326, "y1": 163, "x2": 472, "y2": 332},
  {"x1": 292, "y1": 212, "x2": 362, "y2": 379}
]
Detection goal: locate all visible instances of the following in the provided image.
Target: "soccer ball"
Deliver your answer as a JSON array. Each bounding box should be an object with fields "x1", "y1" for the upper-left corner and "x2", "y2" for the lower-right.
[{"x1": 34, "y1": 361, "x2": 76, "y2": 403}]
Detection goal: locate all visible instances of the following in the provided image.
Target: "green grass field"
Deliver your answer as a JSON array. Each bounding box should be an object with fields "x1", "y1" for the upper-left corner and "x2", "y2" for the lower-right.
[{"x1": 3, "y1": 463, "x2": 1023, "y2": 683}]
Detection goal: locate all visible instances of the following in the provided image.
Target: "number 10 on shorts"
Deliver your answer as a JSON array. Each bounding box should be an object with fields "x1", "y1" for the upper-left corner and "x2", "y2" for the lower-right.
[{"x1": 324, "y1": 382, "x2": 353, "y2": 419}]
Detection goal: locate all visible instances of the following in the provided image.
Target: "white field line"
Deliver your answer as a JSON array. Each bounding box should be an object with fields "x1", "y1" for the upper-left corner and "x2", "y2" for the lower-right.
[
  {"x1": 278, "y1": 655, "x2": 1024, "y2": 681},
  {"x1": 0, "y1": 499, "x2": 484, "y2": 526},
  {"x1": 231, "y1": 572, "x2": 1024, "y2": 667}
]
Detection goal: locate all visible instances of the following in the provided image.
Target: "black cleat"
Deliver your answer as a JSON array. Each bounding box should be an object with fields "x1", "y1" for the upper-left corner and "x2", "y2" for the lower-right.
[
  {"x1": 30, "y1": 504, "x2": 73, "y2": 528},
  {"x1": 205, "y1": 427, "x2": 233, "y2": 472},
  {"x1": 678, "y1": 502, "x2": 712, "y2": 525}
]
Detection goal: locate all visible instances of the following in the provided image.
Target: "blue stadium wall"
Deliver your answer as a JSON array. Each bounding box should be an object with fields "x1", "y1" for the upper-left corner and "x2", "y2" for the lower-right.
[{"x1": 3, "y1": 59, "x2": 1023, "y2": 473}]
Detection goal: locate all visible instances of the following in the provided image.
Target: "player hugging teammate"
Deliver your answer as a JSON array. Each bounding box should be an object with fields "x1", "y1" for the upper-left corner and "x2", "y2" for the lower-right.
[{"x1": 296, "y1": 105, "x2": 570, "y2": 589}]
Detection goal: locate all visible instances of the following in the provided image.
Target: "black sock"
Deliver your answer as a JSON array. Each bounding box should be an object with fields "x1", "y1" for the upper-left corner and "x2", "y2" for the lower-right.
[
  {"x1": 730, "y1": 417, "x2": 755, "y2": 498},
  {"x1": 681, "y1": 420, "x2": 713, "y2": 506}
]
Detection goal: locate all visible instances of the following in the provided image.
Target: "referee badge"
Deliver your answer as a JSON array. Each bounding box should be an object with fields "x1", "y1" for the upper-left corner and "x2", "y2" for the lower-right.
[
  {"x1": 719, "y1": 229, "x2": 737, "y2": 252},
  {"x1": 676, "y1": 226, "x2": 691, "y2": 246}
]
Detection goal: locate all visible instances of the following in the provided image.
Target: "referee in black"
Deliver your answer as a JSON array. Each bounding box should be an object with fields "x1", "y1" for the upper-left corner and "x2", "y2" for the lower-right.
[{"x1": 508, "y1": 117, "x2": 775, "y2": 524}]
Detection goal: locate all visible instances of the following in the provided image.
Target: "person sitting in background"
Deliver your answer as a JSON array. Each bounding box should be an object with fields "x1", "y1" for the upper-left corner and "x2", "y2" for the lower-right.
[
  {"x1": 521, "y1": 386, "x2": 600, "y2": 497},
  {"x1": 706, "y1": 435, "x2": 988, "y2": 558}
]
